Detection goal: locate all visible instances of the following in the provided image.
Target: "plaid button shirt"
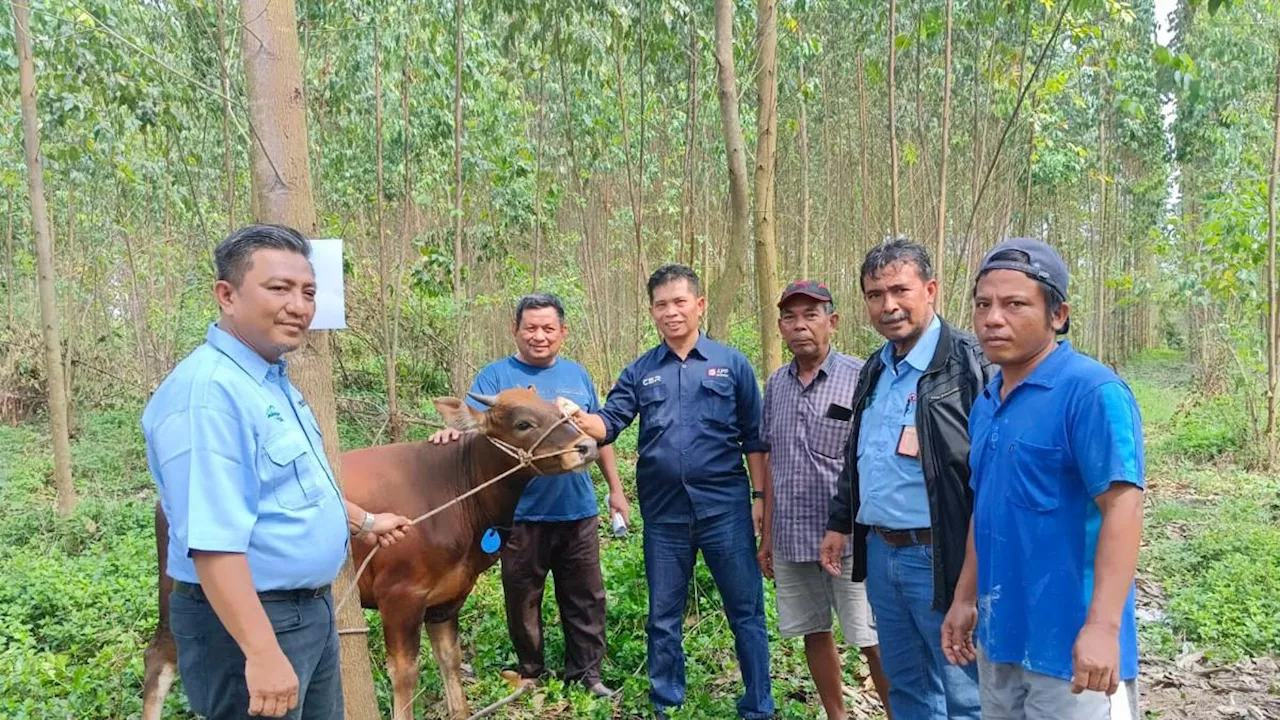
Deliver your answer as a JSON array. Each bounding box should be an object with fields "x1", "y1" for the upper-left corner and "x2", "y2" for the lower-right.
[{"x1": 762, "y1": 349, "x2": 864, "y2": 563}]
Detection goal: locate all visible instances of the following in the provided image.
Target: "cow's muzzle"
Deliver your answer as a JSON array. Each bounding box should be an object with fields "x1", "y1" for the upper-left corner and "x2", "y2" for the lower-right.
[{"x1": 559, "y1": 435, "x2": 599, "y2": 471}]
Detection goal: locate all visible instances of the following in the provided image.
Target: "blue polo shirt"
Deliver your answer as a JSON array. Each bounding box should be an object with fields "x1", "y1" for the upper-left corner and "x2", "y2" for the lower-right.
[
  {"x1": 599, "y1": 333, "x2": 766, "y2": 523},
  {"x1": 856, "y1": 314, "x2": 940, "y2": 529},
  {"x1": 466, "y1": 355, "x2": 601, "y2": 522},
  {"x1": 142, "y1": 324, "x2": 350, "y2": 592},
  {"x1": 969, "y1": 340, "x2": 1145, "y2": 682}
]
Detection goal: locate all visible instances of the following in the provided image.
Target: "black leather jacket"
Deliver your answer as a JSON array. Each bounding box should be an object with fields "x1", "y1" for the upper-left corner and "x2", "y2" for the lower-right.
[{"x1": 826, "y1": 317, "x2": 994, "y2": 611}]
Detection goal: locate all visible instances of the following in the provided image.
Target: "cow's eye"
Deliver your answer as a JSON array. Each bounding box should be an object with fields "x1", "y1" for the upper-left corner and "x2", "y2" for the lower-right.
[{"x1": 515, "y1": 420, "x2": 534, "y2": 431}]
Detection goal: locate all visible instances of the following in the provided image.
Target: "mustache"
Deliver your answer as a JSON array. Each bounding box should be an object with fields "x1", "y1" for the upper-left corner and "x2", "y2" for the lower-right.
[{"x1": 879, "y1": 311, "x2": 909, "y2": 324}]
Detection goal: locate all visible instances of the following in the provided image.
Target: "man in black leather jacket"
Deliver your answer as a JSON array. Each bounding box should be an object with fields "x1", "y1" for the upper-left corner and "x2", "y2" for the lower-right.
[{"x1": 819, "y1": 239, "x2": 993, "y2": 720}]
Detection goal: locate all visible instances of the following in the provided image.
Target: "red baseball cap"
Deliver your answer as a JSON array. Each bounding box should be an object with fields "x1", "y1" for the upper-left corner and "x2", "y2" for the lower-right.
[{"x1": 777, "y1": 280, "x2": 834, "y2": 308}]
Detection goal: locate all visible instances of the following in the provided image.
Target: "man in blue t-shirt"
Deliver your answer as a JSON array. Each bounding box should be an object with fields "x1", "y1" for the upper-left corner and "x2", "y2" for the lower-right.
[
  {"x1": 941, "y1": 238, "x2": 1144, "y2": 719},
  {"x1": 432, "y1": 294, "x2": 627, "y2": 697}
]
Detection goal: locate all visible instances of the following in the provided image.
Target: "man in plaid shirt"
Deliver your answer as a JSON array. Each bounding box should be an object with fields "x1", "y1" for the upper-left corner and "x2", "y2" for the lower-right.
[{"x1": 758, "y1": 281, "x2": 892, "y2": 719}]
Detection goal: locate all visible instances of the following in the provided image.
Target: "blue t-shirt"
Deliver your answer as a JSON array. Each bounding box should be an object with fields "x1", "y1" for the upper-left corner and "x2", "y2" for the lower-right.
[
  {"x1": 466, "y1": 355, "x2": 601, "y2": 522},
  {"x1": 969, "y1": 340, "x2": 1145, "y2": 682}
]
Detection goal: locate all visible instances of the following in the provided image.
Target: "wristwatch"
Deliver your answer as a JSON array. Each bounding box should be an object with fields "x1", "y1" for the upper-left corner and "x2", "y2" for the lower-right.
[
  {"x1": 751, "y1": 490, "x2": 765, "y2": 500},
  {"x1": 354, "y1": 511, "x2": 375, "y2": 536}
]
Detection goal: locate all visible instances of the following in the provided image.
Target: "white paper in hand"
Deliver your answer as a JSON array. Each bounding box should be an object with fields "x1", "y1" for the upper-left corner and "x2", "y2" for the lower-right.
[{"x1": 309, "y1": 238, "x2": 346, "y2": 330}]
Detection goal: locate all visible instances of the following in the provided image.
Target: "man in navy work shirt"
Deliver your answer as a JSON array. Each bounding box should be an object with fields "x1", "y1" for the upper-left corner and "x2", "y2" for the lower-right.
[
  {"x1": 431, "y1": 293, "x2": 627, "y2": 697},
  {"x1": 942, "y1": 238, "x2": 1145, "y2": 720},
  {"x1": 142, "y1": 224, "x2": 410, "y2": 719},
  {"x1": 563, "y1": 264, "x2": 774, "y2": 719}
]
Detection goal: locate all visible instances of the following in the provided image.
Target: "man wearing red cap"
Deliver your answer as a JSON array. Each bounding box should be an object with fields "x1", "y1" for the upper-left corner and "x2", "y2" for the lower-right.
[{"x1": 758, "y1": 281, "x2": 892, "y2": 719}]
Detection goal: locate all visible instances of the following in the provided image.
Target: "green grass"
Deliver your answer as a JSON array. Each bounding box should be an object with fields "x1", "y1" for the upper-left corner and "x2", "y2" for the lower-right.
[{"x1": 1123, "y1": 350, "x2": 1280, "y2": 663}]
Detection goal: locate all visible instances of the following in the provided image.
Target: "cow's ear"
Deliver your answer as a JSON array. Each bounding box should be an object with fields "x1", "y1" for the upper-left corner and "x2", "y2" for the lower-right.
[{"x1": 433, "y1": 397, "x2": 484, "y2": 432}]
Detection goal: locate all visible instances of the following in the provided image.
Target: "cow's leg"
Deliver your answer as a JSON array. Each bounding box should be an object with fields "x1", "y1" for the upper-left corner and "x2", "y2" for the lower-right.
[
  {"x1": 142, "y1": 502, "x2": 178, "y2": 720},
  {"x1": 426, "y1": 617, "x2": 471, "y2": 720},
  {"x1": 381, "y1": 597, "x2": 428, "y2": 720}
]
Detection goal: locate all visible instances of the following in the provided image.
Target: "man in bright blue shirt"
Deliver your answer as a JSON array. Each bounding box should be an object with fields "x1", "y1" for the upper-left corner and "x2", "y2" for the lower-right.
[
  {"x1": 142, "y1": 224, "x2": 409, "y2": 719},
  {"x1": 942, "y1": 238, "x2": 1144, "y2": 720},
  {"x1": 431, "y1": 293, "x2": 627, "y2": 697},
  {"x1": 565, "y1": 264, "x2": 774, "y2": 719}
]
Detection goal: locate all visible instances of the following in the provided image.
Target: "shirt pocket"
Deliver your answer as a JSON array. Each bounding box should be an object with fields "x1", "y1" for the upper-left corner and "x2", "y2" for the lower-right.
[
  {"x1": 699, "y1": 377, "x2": 737, "y2": 427},
  {"x1": 637, "y1": 382, "x2": 671, "y2": 439},
  {"x1": 1008, "y1": 438, "x2": 1063, "y2": 512},
  {"x1": 808, "y1": 417, "x2": 851, "y2": 460},
  {"x1": 261, "y1": 431, "x2": 321, "y2": 510}
]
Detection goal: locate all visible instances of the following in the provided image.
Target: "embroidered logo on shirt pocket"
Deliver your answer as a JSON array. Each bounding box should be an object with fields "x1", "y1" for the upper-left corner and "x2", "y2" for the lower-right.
[
  {"x1": 1009, "y1": 438, "x2": 1063, "y2": 512},
  {"x1": 262, "y1": 431, "x2": 321, "y2": 510}
]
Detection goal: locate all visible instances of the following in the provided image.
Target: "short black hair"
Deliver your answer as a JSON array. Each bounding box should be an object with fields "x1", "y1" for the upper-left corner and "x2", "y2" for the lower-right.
[
  {"x1": 976, "y1": 248, "x2": 1067, "y2": 332},
  {"x1": 647, "y1": 264, "x2": 701, "y2": 303},
  {"x1": 859, "y1": 238, "x2": 934, "y2": 291},
  {"x1": 514, "y1": 293, "x2": 566, "y2": 326},
  {"x1": 214, "y1": 224, "x2": 311, "y2": 288}
]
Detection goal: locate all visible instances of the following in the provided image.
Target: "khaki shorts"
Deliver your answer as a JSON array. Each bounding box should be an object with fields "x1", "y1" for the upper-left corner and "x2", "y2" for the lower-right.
[{"x1": 773, "y1": 556, "x2": 878, "y2": 647}]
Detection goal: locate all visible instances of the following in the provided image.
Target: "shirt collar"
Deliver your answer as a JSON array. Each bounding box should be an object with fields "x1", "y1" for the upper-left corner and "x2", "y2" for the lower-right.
[
  {"x1": 206, "y1": 322, "x2": 281, "y2": 385},
  {"x1": 984, "y1": 340, "x2": 1074, "y2": 399},
  {"x1": 880, "y1": 314, "x2": 942, "y2": 375},
  {"x1": 788, "y1": 346, "x2": 839, "y2": 379},
  {"x1": 661, "y1": 331, "x2": 710, "y2": 362}
]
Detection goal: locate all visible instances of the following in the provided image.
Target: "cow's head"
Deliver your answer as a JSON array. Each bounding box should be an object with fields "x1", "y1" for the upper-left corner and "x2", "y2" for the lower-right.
[{"x1": 433, "y1": 388, "x2": 600, "y2": 473}]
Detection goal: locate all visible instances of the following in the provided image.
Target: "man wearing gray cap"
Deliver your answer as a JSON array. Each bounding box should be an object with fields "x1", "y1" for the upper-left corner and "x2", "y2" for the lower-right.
[{"x1": 942, "y1": 238, "x2": 1145, "y2": 719}]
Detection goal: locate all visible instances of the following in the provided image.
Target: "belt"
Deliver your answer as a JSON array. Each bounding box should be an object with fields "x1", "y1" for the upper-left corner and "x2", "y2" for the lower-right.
[
  {"x1": 872, "y1": 527, "x2": 932, "y2": 547},
  {"x1": 173, "y1": 579, "x2": 331, "y2": 602}
]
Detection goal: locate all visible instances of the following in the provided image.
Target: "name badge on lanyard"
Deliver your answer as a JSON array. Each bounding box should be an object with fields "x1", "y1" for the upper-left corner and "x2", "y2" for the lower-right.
[{"x1": 897, "y1": 393, "x2": 919, "y2": 458}]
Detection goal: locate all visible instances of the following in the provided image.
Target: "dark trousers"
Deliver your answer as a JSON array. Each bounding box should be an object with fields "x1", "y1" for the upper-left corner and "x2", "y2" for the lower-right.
[
  {"x1": 168, "y1": 587, "x2": 343, "y2": 720},
  {"x1": 644, "y1": 509, "x2": 774, "y2": 719},
  {"x1": 500, "y1": 517, "x2": 607, "y2": 685}
]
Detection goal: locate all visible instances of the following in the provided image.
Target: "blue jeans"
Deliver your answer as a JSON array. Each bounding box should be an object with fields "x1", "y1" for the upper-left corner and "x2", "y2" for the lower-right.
[
  {"x1": 644, "y1": 509, "x2": 774, "y2": 719},
  {"x1": 169, "y1": 586, "x2": 343, "y2": 719},
  {"x1": 865, "y1": 532, "x2": 981, "y2": 720}
]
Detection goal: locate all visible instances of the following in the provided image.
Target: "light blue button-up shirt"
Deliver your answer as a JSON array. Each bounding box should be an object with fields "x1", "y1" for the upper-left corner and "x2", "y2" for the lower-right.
[
  {"x1": 855, "y1": 314, "x2": 941, "y2": 530},
  {"x1": 142, "y1": 324, "x2": 349, "y2": 592}
]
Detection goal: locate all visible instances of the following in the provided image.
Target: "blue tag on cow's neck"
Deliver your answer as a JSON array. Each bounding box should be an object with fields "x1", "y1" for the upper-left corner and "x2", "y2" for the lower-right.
[{"x1": 480, "y1": 528, "x2": 501, "y2": 554}]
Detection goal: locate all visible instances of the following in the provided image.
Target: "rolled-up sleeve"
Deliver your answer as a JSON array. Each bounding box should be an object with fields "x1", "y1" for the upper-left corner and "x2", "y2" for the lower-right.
[
  {"x1": 736, "y1": 355, "x2": 766, "y2": 454},
  {"x1": 598, "y1": 363, "x2": 639, "y2": 445},
  {"x1": 154, "y1": 404, "x2": 259, "y2": 555}
]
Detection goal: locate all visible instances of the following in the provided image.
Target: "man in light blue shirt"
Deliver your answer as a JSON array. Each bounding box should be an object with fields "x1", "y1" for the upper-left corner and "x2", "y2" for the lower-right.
[{"x1": 143, "y1": 224, "x2": 409, "y2": 719}]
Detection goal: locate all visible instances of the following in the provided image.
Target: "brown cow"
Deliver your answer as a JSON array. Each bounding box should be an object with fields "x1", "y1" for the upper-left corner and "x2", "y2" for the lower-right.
[{"x1": 141, "y1": 388, "x2": 599, "y2": 720}]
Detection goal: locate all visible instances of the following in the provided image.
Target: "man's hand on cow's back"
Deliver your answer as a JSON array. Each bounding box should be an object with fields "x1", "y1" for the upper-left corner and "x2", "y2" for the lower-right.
[{"x1": 429, "y1": 427, "x2": 462, "y2": 445}]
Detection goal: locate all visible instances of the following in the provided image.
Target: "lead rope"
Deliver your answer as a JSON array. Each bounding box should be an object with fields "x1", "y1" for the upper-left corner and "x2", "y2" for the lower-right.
[{"x1": 333, "y1": 410, "x2": 581, "y2": 618}]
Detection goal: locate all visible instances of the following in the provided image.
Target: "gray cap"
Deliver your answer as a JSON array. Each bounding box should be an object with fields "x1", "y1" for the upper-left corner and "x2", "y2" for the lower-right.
[
  {"x1": 977, "y1": 237, "x2": 1070, "y2": 334},
  {"x1": 977, "y1": 238, "x2": 1069, "y2": 300}
]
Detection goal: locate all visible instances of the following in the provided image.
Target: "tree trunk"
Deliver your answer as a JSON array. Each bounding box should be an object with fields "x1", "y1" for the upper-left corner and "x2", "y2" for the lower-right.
[
  {"x1": 754, "y1": 0, "x2": 782, "y2": 375},
  {"x1": 1094, "y1": 109, "x2": 1107, "y2": 363},
  {"x1": 532, "y1": 62, "x2": 546, "y2": 290},
  {"x1": 11, "y1": 0, "x2": 77, "y2": 516},
  {"x1": 217, "y1": 0, "x2": 235, "y2": 230},
  {"x1": 935, "y1": 0, "x2": 953, "y2": 313},
  {"x1": 451, "y1": 0, "x2": 467, "y2": 395},
  {"x1": 857, "y1": 52, "x2": 871, "y2": 247},
  {"x1": 888, "y1": 0, "x2": 901, "y2": 240},
  {"x1": 708, "y1": 0, "x2": 752, "y2": 341},
  {"x1": 612, "y1": 21, "x2": 647, "y2": 356},
  {"x1": 5, "y1": 187, "x2": 13, "y2": 329},
  {"x1": 798, "y1": 22, "x2": 810, "y2": 280},
  {"x1": 680, "y1": 14, "x2": 699, "y2": 266},
  {"x1": 238, "y1": 1, "x2": 380, "y2": 715},
  {"x1": 1265, "y1": 46, "x2": 1280, "y2": 467},
  {"x1": 373, "y1": 22, "x2": 402, "y2": 444}
]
